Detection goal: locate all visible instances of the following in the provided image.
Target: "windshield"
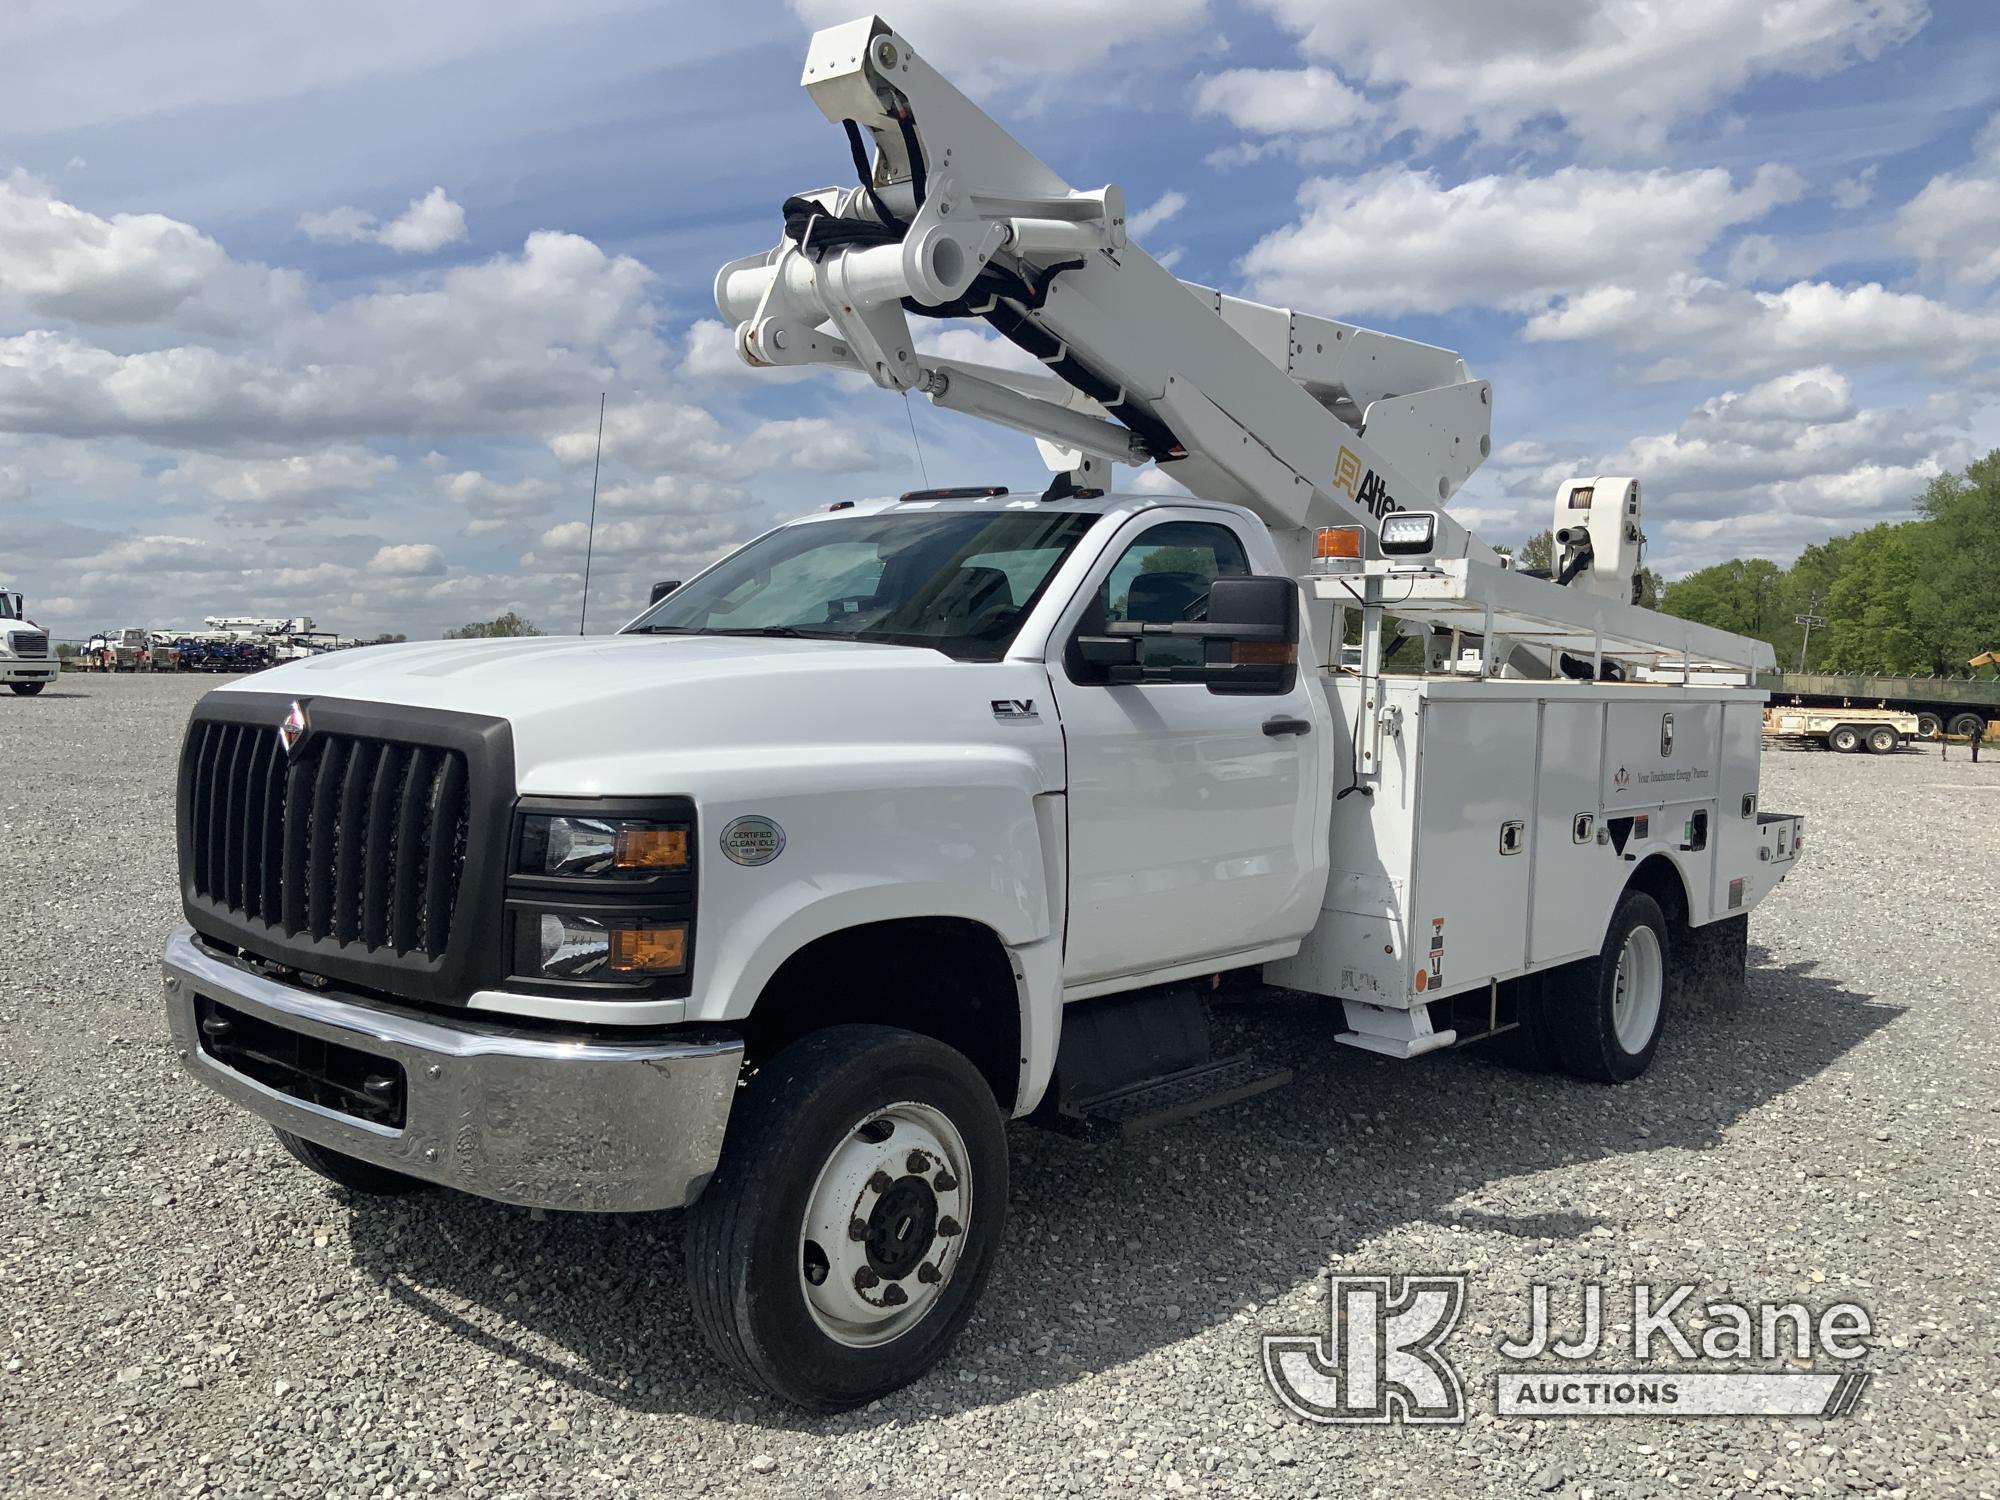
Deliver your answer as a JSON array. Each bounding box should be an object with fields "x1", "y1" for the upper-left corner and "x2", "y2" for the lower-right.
[
  {"x1": 0, "y1": 595, "x2": 15, "y2": 619},
  {"x1": 624, "y1": 509, "x2": 1100, "y2": 662}
]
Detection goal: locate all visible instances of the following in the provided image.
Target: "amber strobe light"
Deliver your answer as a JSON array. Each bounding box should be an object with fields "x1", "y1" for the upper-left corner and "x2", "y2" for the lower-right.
[
  {"x1": 614, "y1": 826, "x2": 689, "y2": 870},
  {"x1": 1315, "y1": 525, "x2": 1363, "y2": 559},
  {"x1": 609, "y1": 924, "x2": 688, "y2": 974}
]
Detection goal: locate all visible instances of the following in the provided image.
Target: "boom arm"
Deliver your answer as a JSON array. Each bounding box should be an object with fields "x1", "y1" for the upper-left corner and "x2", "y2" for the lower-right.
[
  {"x1": 715, "y1": 15, "x2": 1774, "y2": 676},
  {"x1": 716, "y1": 16, "x2": 1491, "y2": 558}
]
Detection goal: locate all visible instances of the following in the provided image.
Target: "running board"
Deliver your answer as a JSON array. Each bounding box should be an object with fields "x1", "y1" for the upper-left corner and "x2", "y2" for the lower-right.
[
  {"x1": 1067, "y1": 1055, "x2": 1293, "y2": 1136},
  {"x1": 1050, "y1": 985, "x2": 1292, "y2": 1135}
]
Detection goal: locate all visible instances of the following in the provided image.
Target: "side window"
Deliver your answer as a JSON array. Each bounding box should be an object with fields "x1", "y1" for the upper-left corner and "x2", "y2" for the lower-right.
[{"x1": 1065, "y1": 520, "x2": 1251, "y2": 683}]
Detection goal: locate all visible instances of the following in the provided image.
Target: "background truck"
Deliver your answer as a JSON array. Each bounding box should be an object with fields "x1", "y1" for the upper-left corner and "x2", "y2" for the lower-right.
[
  {"x1": 0, "y1": 585, "x2": 58, "y2": 695},
  {"x1": 161, "y1": 16, "x2": 1801, "y2": 1412}
]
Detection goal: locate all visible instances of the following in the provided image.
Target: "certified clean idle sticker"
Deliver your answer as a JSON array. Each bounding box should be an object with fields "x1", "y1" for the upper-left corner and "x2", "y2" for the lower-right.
[{"x1": 719, "y1": 815, "x2": 786, "y2": 866}]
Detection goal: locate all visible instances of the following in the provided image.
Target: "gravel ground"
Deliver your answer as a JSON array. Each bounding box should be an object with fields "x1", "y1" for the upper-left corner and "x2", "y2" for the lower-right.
[{"x1": 2, "y1": 672, "x2": 1996, "y2": 1499}]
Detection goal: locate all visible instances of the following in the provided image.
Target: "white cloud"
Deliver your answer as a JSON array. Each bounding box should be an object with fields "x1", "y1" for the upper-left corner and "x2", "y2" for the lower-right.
[
  {"x1": 1240, "y1": 164, "x2": 1800, "y2": 314},
  {"x1": 368, "y1": 542, "x2": 446, "y2": 576},
  {"x1": 163, "y1": 447, "x2": 398, "y2": 508},
  {"x1": 1524, "y1": 275, "x2": 2000, "y2": 381},
  {"x1": 301, "y1": 188, "x2": 467, "y2": 253},
  {"x1": 788, "y1": 0, "x2": 1210, "y2": 91},
  {"x1": 1506, "y1": 369, "x2": 1975, "y2": 571},
  {"x1": 1892, "y1": 113, "x2": 2000, "y2": 284},
  {"x1": 0, "y1": 228, "x2": 662, "y2": 445},
  {"x1": 440, "y1": 469, "x2": 563, "y2": 534},
  {"x1": 0, "y1": 170, "x2": 298, "y2": 332},
  {"x1": 1239, "y1": 0, "x2": 1928, "y2": 154},
  {"x1": 747, "y1": 416, "x2": 877, "y2": 472},
  {"x1": 1194, "y1": 67, "x2": 1372, "y2": 139},
  {"x1": 1127, "y1": 190, "x2": 1188, "y2": 238},
  {"x1": 1830, "y1": 164, "x2": 1878, "y2": 210}
]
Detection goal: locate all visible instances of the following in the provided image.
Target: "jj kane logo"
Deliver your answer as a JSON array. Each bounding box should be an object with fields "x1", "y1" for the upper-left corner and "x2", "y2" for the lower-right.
[
  {"x1": 1333, "y1": 446, "x2": 1404, "y2": 520},
  {"x1": 1263, "y1": 1273, "x2": 1874, "y2": 1424}
]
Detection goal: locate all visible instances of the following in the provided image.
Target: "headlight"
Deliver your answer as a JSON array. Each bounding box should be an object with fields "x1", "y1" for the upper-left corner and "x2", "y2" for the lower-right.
[
  {"x1": 528, "y1": 913, "x2": 688, "y2": 978},
  {"x1": 520, "y1": 814, "x2": 690, "y2": 877}
]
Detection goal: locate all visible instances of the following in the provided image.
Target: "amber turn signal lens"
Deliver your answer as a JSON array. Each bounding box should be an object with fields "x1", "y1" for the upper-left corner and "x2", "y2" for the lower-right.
[
  {"x1": 1315, "y1": 526, "x2": 1363, "y2": 560},
  {"x1": 608, "y1": 925, "x2": 687, "y2": 974},
  {"x1": 614, "y1": 827, "x2": 689, "y2": 870},
  {"x1": 1231, "y1": 641, "x2": 1297, "y2": 665}
]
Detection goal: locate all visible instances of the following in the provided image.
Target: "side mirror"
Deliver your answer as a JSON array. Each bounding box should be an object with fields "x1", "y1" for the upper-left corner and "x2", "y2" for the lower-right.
[
  {"x1": 649, "y1": 580, "x2": 682, "y2": 606},
  {"x1": 1078, "y1": 575, "x2": 1299, "y2": 695}
]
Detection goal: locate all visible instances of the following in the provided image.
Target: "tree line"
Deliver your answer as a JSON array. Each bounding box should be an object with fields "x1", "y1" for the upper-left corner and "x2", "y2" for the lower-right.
[{"x1": 1653, "y1": 450, "x2": 2000, "y2": 676}]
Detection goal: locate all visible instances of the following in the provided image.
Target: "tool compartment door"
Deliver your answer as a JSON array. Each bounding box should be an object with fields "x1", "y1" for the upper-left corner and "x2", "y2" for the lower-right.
[
  {"x1": 1529, "y1": 699, "x2": 1608, "y2": 966},
  {"x1": 1409, "y1": 697, "x2": 1538, "y2": 997}
]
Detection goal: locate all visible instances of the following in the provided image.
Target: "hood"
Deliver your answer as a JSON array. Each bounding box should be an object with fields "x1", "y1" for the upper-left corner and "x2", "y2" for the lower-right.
[{"x1": 212, "y1": 633, "x2": 1061, "y2": 796}]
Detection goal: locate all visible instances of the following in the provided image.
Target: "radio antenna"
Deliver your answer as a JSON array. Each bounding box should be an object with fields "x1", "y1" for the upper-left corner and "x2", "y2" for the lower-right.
[{"x1": 577, "y1": 391, "x2": 606, "y2": 635}]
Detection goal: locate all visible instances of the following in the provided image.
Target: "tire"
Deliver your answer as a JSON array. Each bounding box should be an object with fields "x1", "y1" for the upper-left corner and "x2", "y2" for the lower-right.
[
  {"x1": 1547, "y1": 890, "x2": 1670, "y2": 1083},
  {"x1": 1949, "y1": 712, "x2": 1985, "y2": 742},
  {"x1": 273, "y1": 1127, "x2": 433, "y2": 1197},
  {"x1": 1828, "y1": 726, "x2": 1862, "y2": 753},
  {"x1": 684, "y1": 1024, "x2": 1009, "y2": 1412},
  {"x1": 1865, "y1": 726, "x2": 1898, "y2": 754},
  {"x1": 8, "y1": 681, "x2": 45, "y2": 696},
  {"x1": 1917, "y1": 713, "x2": 1942, "y2": 740}
]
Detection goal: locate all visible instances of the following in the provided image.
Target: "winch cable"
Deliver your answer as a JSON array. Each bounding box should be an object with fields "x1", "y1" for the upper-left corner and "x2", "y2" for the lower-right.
[{"x1": 778, "y1": 117, "x2": 1185, "y2": 463}]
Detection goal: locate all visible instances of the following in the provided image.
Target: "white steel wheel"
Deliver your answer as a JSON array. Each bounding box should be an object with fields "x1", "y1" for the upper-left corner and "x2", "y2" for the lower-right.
[
  {"x1": 683, "y1": 1024, "x2": 1009, "y2": 1412},
  {"x1": 798, "y1": 1102, "x2": 972, "y2": 1348},
  {"x1": 1549, "y1": 889, "x2": 1670, "y2": 1083},
  {"x1": 1609, "y1": 924, "x2": 1664, "y2": 1055}
]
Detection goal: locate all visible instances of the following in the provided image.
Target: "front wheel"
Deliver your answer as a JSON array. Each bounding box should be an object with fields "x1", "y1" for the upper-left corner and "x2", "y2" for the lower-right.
[
  {"x1": 684, "y1": 1024, "x2": 1008, "y2": 1411},
  {"x1": 1828, "y1": 725, "x2": 1862, "y2": 753},
  {"x1": 8, "y1": 681, "x2": 45, "y2": 696},
  {"x1": 273, "y1": 1127, "x2": 433, "y2": 1196},
  {"x1": 1548, "y1": 891, "x2": 1670, "y2": 1083}
]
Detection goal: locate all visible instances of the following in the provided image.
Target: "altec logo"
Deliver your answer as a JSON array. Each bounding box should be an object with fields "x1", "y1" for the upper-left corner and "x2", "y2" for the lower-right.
[{"x1": 1333, "y1": 445, "x2": 1403, "y2": 520}]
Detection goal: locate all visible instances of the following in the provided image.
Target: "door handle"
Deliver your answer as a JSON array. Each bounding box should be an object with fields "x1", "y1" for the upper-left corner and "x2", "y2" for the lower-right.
[{"x1": 1263, "y1": 716, "x2": 1312, "y2": 737}]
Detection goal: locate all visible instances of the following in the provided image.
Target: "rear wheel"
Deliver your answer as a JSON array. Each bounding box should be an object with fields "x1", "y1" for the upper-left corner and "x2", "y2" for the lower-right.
[
  {"x1": 684, "y1": 1024, "x2": 1008, "y2": 1411},
  {"x1": 8, "y1": 682, "x2": 45, "y2": 696},
  {"x1": 1949, "y1": 712, "x2": 1986, "y2": 742},
  {"x1": 1828, "y1": 725, "x2": 1862, "y2": 753},
  {"x1": 1917, "y1": 712, "x2": 1942, "y2": 740},
  {"x1": 273, "y1": 1127, "x2": 432, "y2": 1196},
  {"x1": 1865, "y1": 726, "x2": 1899, "y2": 754},
  {"x1": 1548, "y1": 891, "x2": 1669, "y2": 1083}
]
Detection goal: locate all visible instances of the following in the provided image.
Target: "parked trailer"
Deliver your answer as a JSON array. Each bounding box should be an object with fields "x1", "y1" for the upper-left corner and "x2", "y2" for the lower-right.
[
  {"x1": 1758, "y1": 670, "x2": 1999, "y2": 742},
  {"x1": 1763, "y1": 704, "x2": 1917, "y2": 754}
]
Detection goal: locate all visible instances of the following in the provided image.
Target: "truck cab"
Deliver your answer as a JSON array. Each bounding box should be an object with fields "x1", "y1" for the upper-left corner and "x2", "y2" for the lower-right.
[{"x1": 0, "y1": 587, "x2": 58, "y2": 695}]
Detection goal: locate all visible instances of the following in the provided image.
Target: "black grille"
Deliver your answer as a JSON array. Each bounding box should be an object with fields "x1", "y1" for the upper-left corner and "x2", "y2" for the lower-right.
[
  {"x1": 178, "y1": 693, "x2": 513, "y2": 1005},
  {"x1": 185, "y1": 720, "x2": 469, "y2": 958},
  {"x1": 13, "y1": 631, "x2": 48, "y2": 656}
]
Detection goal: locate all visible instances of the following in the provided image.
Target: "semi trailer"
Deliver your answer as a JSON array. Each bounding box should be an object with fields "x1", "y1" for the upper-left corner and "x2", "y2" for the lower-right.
[{"x1": 160, "y1": 16, "x2": 1802, "y2": 1411}]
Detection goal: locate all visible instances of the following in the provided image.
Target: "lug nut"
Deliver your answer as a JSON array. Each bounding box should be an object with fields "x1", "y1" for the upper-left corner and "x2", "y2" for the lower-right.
[
  {"x1": 854, "y1": 1267, "x2": 880, "y2": 1290},
  {"x1": 868, "y1": 1170, "x2": 894, "y2": 1194},
  {"x1": 906, "y1": 1151, "x2": 930, "y2": 1174},
  {"x1": 937, "y1": 1216, "x2": 962, "y2": 1238},
  {"x1": 933, "y1": 1170, "x2": 958, "y2": 1192},
  {"x1": 848, "y1": 1217, "x2": 869, "y2": 1241},
  {"x1": 917, "y1": 1263, "x2": 942, "y2": 1285},
  {"x1": 881, "y1": 1284, "x2": 909, "y2": 1306}
]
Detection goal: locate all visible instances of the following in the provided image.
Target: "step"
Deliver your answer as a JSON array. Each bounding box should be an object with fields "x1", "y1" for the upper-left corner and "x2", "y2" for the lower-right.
[{"x1": 1067, "y1": 1055, "x2": 1293, "y2": 1136}]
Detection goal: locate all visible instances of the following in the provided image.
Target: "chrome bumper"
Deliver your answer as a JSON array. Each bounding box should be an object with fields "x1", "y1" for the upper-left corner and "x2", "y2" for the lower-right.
[{"x1": 161, "y1": 923, "x2": 742, "y2": 1212}]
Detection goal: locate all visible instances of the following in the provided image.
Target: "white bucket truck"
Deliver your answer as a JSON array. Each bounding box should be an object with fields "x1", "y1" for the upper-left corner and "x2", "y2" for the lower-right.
[
  {"x1": 161, "y1": 17, "x2": 1802, "y2": 1410},
  {"x1": 0, "y1": 584, "x2": 58, "y2": 695}
]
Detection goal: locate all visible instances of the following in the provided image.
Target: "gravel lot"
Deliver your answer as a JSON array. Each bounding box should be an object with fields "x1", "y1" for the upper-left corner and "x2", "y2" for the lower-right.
[{"x1": 3, "y1": 672, "x2": 1996, "y2": 1499}]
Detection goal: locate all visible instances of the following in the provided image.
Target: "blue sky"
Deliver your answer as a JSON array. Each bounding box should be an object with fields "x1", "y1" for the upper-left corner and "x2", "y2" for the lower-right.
[{"x1": 4, "y1": 0, "x2": 1998, "y2": 640}]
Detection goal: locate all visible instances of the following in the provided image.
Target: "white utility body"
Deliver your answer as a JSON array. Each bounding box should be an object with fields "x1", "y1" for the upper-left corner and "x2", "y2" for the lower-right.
[
  {"x1": 0, "y1": 584, "x2": 58, "y2": 695},
  {"x1": 161, "y1": 16, "x2": 1801, "y2": 1411}
]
